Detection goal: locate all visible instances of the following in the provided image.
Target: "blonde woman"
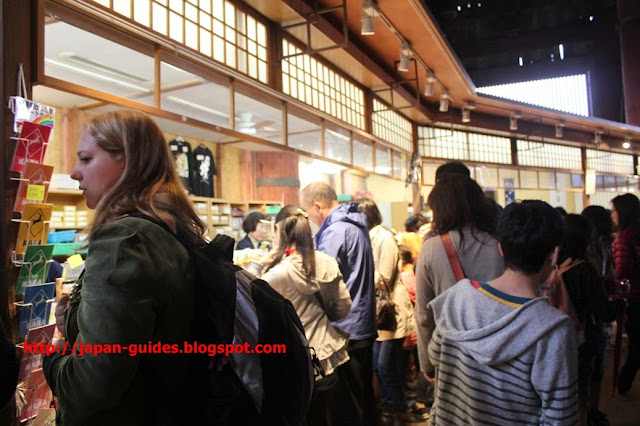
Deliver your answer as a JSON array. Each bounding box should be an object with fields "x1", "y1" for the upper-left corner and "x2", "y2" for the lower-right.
[{"x1": 43, "y1": 111, "x2": 206, "y2": 425}]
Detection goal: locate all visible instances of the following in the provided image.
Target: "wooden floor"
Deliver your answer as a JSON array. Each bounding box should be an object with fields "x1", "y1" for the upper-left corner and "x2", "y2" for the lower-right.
[{"x1": 600, "y1": 332, "x2": 640, "y2": 426}]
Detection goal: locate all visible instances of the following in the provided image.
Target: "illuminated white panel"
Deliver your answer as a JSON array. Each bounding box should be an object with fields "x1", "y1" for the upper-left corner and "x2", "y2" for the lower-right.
[
  {"x1": 478, "y1": 74, "x2": 589, "y2": 116},
  {"x1": 586, "y1": 149, "x2": 635, "y2": 174}
]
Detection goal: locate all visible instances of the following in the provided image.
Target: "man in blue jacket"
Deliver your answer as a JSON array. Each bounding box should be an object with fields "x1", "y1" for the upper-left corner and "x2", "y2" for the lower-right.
[{"x1": 300, "y1": 182, "x2": 377, "y2": 426}]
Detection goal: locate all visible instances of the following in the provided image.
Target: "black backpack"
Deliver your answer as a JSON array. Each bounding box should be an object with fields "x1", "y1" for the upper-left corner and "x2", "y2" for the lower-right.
[
  {"x1": 193, "y1": 234, "x2": 314, "y2": 425},
  {"x1": 131, "y1": 215, "x2": 314, "y2": 425}
]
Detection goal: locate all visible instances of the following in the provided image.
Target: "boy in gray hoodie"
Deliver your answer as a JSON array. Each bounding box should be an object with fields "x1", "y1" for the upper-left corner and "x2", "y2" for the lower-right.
[{"x1": 427, "y1": 200, "x2": 578, "y2": 425}]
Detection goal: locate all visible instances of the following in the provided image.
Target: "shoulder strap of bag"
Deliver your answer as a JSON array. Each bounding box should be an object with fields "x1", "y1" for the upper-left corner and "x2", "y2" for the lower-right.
[{"x1": 441, "y1": 232, "x2": 465, "y2": 281}]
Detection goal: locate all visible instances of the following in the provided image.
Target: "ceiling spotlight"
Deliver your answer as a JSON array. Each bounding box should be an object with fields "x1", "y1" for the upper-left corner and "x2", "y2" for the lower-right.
[
  {"x1": 424, "y1": 70, "x2": 436, "y2": 97},
  {"x1": 398, "y1": 42, "x2": 412, "y2": 72},
  {"x1": 623, "y1": 136, "x2": 632, "y2": 149},
  {"x1": 555, "y1": 120, "x2": 566, "y2": 138},
  {"x1": 461, "y1": 101, "x2": 476, "y2": 123},
  {"x1": 509, "y1": 112, "x2": 522, "y2": 131},
  {"x1": 361, "y1": 0, "x2": 377, "y2": 35},
  {"x1": 439, "y1": 90, "x2": 451, "y2": 112}
]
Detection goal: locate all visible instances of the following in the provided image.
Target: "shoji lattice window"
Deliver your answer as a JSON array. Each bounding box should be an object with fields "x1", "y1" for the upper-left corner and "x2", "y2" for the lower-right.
[
  {"x1": 517, "y1": 140, "x2": 582, "y2": 170},
  {"x1": 586, "y1": 149, "x2": 635, "y2": 174},
  {"x1": 418, "y1": 127, "x2": 511, "y2": 164},
  {"x1": 467, "y1": 133, "x2": 511, "y2": 164},
  {"x1": 372, "y1": 99, "x2": 412, "y2": 152},
  {"x1": 282, "y1": 40, "x2": 364, "y2": 129},
  {"x1": 418, "y1": 127, "x2": 468, "y2": 160},
  {"x1": 90, "y1": 0, "x2": 268, "y2": 83}
]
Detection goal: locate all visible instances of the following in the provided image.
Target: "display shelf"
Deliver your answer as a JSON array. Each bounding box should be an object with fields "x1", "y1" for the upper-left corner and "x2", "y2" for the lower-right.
[
  {"x1": 43, "y1": 188, "x2": 280, "y2": 241},
  {"x1": 47, "y1": 189, "x2": 91, "y2": 229}
]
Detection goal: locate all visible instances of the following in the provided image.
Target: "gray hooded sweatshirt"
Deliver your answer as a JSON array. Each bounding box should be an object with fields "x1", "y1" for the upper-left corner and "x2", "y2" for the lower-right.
[
  {"x1": 428, "y1": 279, "x2": 578, "y2": 426},
  {"x1": 262, "y1": 251, "x2": 352, "y2": 378}
]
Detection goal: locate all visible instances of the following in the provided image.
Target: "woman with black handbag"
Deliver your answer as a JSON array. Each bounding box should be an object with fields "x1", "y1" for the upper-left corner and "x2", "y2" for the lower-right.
[{"x1": 358, "y1": 200, "x2": 421, "y2": 424}]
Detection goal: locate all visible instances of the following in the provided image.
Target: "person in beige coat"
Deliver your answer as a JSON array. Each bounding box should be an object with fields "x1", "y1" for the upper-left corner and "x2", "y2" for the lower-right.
[
  {"x1": 358, "y1": 200, "x2": 423, "y2": 424},
  {"x1": 251, "y1": 205, "x2": 352, "y2": 426}
]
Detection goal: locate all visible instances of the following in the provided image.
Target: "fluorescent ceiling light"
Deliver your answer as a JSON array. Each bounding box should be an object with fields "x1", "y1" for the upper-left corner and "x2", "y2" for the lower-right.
[
  {"x1": 45, "y1": 58, "x2": 151, "y2": 92},
  {"x1": 166, "y1": 96, "x2": 229, "y2": 118},
  {"x1": 58, "y1": 51, "x2": 150, "y2": 83}
]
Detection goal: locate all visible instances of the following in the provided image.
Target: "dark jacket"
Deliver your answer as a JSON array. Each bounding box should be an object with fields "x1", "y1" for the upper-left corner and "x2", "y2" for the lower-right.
[
  {"x1": 1, "y1": 316, "x2": 19, "y2": 408},
  {"x1": 315, "y1": 202, "x2": 376, "y2": 341},
  {"x1": 43, "y1": 217, "x2": 197, "y2": 425},
  {"x1": 612, "y1": 227, "x2": 640, "y2": 303},
  {"x1": 236, "y1": 235, "x2": 255, "y2": 250}
]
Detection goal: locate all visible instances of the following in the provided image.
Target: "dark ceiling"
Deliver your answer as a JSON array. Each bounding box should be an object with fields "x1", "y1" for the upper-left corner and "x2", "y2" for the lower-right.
[{"x1": 422, "y1": 0, "x2": 624, "y2": 122}]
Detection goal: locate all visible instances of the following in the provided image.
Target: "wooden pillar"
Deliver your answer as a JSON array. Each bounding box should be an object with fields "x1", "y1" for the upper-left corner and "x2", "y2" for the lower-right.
[
  {"x1": 618, "y1": 0, "x2": 640, "y2": 126},
  {"x1": 255, "y1": 152, "x2": 300, "y2": 205},
  {"x1": 2, "y1": 0, "x2": 35, "y2": 338},
  {"x1": 2, "y1": 1, "x2": 35, "y2": 424}
]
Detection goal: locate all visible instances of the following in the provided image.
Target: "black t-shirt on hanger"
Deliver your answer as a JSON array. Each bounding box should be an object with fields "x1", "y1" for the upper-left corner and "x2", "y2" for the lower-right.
[{"x1": 192, "y1": 144, "x2": 218, "y2": 197}]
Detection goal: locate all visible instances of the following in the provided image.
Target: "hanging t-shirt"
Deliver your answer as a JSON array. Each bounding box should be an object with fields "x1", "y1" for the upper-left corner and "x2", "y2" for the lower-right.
[
  {"x1": 169, "y1": 138, "x2": 193, "y2": 193},
  {"x1": 192, "y1": 145, "x2": 217, "y2": 197}
]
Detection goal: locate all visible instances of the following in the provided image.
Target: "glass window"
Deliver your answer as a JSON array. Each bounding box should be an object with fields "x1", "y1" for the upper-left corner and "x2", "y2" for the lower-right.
[
  {"x1": 45, "y1": 21, "x2": 155, "y2": 104},
  {"x1": 158, "y1": 62, "x2": 230, "y2": 127},
  {"x1": 392, "y1": 151, "x2": 405, "y2": 179},
  {"x1": 375, "y1": 145, "x2": 392, "y2": 175},
  {"x1": 353, "y1": 136, "x2": 374, "y2": 171},
  {"x1": 499, "y1": 169, "x2": 520, "y2": 188},
  {"x1": 287, "y1": 111, "x2": 322, "y2": 155},
  {"x1": 325, "y1": 124, "x2": 351, "y2": 163},
  {"x1": 538, "y1": 171, "x2": 556, "y2": 189},
  {"x1": 519, "y1": 170, "x2": 539, "y2": 189},
  {"x1": 235, "y1": 87, "x2": 283, "y2": 144}
]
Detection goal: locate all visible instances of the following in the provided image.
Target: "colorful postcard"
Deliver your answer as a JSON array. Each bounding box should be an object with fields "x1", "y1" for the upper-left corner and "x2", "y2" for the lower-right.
[
  {"x1": 16, "y1": 203, "x2": 53, "y2": 255},
  {"x1": 11, "y1": 121, "x2": 52, "y2": 173},
  {"x1": 16, "y1": 245, "x2": 54, "y2": 294},
  {"x1": 19, "y1": 368, "x2": 52, "y2": 421},
  {"x1": 19, "y1": 324, "x2": 56, "y2": 380},
  {"x1": 14, "y1": 162, "x2": 54, "y2": 213},
  {"x1": 18, "y1": 282, "x2": 55, "y2": 338},
  {"x1": 12, "y1": 96, "x2": 55, "y2": 134}
]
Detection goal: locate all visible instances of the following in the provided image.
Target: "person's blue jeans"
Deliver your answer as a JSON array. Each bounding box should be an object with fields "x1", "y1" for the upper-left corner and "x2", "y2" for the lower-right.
[{"x1": 374, "y1": 338, "x2": 408, "y2": 411}]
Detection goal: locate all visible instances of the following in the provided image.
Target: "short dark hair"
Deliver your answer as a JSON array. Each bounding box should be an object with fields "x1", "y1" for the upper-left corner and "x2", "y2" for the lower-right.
[
  {"x1": 554, "y1": 206, "x2": 567, "y2": 218},
  {"x1": 358, "y1": 199, "x2": 383, "y2": 230},
  {"x1": 498, "y1": 200, "x2": 565, "y2": 274},
  {"x1": 612, "y1": 193, "x2": 640, "y2": 231},
  {"x1": 398, "y1": 245, "x2": 414, "y2": 265},
  {"x1": 242, "y1": 211, "x2": 268, "y2": 233},
  {"x1": 435, "y1": 161, "x2": 470, "y2": 181},
  {"x1": 558, "y1": 214, "x2": 592, "y2": 262},
  {"x1": 405, "y1": 214, "x2": 428, "y2": 232}
]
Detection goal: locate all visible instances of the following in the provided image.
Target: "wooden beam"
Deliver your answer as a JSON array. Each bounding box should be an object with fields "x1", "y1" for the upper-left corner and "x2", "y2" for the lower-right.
[{"x1": 282, "y1": 0, "x2": 436, "y2": 120}]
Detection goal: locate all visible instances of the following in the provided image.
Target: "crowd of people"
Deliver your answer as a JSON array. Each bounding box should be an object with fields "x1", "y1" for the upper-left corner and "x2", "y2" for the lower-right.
[{"x1": 3, "y1": 112, "x2": 639, "y2": 425}]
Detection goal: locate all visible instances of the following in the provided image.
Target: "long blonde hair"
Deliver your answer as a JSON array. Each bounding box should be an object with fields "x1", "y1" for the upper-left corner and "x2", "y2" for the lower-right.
[{"x1": 83, "y1": 111, "x2": 206, "y2": 239}]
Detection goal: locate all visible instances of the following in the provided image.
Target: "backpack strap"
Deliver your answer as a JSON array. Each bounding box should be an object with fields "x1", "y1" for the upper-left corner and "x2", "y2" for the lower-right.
[
  {"x1": 556, "y1": 257, "x2": 584, "y2": 274},
  {"x1": 441, "y1": 233, "x2": 466, "y2": 281}
]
